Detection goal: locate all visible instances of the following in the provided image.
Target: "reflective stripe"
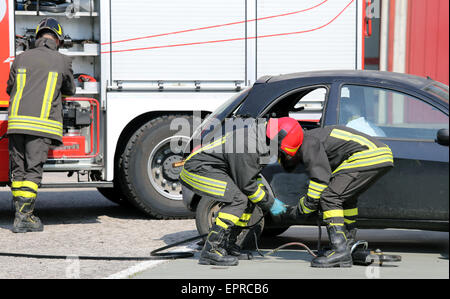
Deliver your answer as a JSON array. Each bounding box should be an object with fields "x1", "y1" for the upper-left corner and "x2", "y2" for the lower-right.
[
  {"x1": 215, "y1": 218, "x2": 229, "y2": 229},
  {"x1": 248, "y1": 185, "x2": 265, "y2": 203},
  {"x1": 345, "y1": 147, "x2": 392, "y2": 163},
  {"x1": 12, "y1": 190, "x2": 36, "y2": 199},
  {"x1": 180, "y1": 168, "x2": 227, "y2": 189},
  {"x1": 11, "y1": 181, "x2": 23, "y2": 189},
  {"x1": 328, "y1": 223, "x2": 345, "y2": 226},
  {"x1": 323, "y1": 209, "x2": 344, "y2": 219},
  {"x1": 330, "y1": 129, "x2": 377, "y2": 150},
  {"x1": 185, "y1": 135, "x2": 227, "y2": 162},
  {"x1": 8, "y1": 115, "x2": 63, "y2": 137},
  {"x1": 217, "y1": 212, "x2": 240, "y2": 225},
  {"x1": 236, "y1": 213, "x2": 252, "y2": 227},
  {"x1": 21, "y1": 180, "x2": 39, "y2": 192},
  {"x1": 344, "y1": 219, "x2": 356, "y2": 224},
  {"x1": 333, "y1": 154, "x2": 393, "y2": 174},
  {"x1": 344, "y1": 208, "x2": 358, "y2": 217},
  {"x1": 180, "y1": 172, "x2": 225, "y2": 197},
  {"x1": 299, "y1": 196, "x2": 316, "y2": 214},
  {"x1": 307, "y1": 180, "x2": 327, "y2": 200},
  {"x1": 10, "y1": 69, "x2": 27, "y2": 117},
  {"x1": 41, "y1": 72, "x2": 59, "y2": 119}
]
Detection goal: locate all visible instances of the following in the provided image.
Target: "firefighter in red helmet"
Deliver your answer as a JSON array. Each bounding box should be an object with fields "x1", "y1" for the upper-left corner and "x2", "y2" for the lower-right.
[
  {"x1": 281, "y1": 125, "x2": 394, "y2": 268},
  {"x1": 180, "y1": 117, "x2": 303, "y2": 266}
]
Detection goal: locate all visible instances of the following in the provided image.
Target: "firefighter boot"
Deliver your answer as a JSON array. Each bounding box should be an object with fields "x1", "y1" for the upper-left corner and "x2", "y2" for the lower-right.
[
  {"x1": 225, "y1": 226, "x2": 242, "y2": 256},
  {"x1": 311, "y1": 225, "x2": 352, "y2": 268},
  {"x1": 345, "y1": 223, "x2": 358, "y2": 249},
  {"x1": 199, "y1": 225, "x2": 239, "y2": 266},
  {"x1": 12, "y1": 197, "x2": 44, "y2": 233}
]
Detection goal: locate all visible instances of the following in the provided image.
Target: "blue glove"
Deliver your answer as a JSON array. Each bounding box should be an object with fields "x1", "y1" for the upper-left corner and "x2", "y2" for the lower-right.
[{"x1": 270, "y1": 198, "x2": 287, "y2": 216}]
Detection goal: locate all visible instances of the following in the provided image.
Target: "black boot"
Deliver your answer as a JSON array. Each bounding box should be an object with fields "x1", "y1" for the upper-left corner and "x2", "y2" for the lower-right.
[
  {"x1": 345, "y1": 223, "x2": 358, "y2": 249},
  {"x1": 199, "y1": 225, "x2": 239, "y2": 266},
  {"x1": 12, "y1": 197, "x2": 44, "y2": 233},
  {"x1": 311, "y1": 225, "x2": 352, "y2": 268},
  {"x1": 225, "y1": 226, "x2": 242, "y2": 257}
]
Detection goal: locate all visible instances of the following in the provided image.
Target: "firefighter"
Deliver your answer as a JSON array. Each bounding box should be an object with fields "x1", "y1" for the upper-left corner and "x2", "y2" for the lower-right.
[
  {"x1": 180, "y1": 117, "x2": 303, "y2": 266},
  {"x1": 6, "y1": 18, "x2": 76, "y2": 233},
  {"x1": 283, "y1": 125, "x2": 394, "y2": 268}
]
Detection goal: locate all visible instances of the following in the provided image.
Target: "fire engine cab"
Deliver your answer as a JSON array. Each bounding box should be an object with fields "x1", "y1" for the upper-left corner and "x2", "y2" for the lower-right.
[{"x1": 0, "y1": 0, "x2": 366, "y2": 218}]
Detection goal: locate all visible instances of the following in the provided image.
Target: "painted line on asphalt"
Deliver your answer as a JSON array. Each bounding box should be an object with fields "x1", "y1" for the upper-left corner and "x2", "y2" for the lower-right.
[{"x1": 104, "y1": 244, "x2": 197, "y2": 279}]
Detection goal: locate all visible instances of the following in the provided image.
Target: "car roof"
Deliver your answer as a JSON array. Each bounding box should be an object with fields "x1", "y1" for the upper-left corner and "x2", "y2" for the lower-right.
[
  {"x1": 260, "y1": 70, "x2": 432, "y2": 89},
  {"x1": 239, "y1": 70, "x2": 441, "y2": 117}
]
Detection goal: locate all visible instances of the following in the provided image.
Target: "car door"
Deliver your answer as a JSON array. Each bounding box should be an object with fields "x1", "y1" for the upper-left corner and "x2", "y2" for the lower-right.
[{"x1": 333, "y1": 83, "x2": 449, "y2": 221}]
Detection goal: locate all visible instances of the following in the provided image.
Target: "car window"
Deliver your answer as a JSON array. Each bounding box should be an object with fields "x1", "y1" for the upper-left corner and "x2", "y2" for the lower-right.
[
  {"x1": 338, "y1": 85, "x2": 449, "y2": 140},
  {"x1": 265, "y1": 86, "x2": 328, "y2": 130}
]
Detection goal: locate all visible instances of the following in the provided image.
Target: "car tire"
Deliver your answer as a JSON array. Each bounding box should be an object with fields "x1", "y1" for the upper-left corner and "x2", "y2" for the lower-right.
[
  {"x1": 195, "y1": 197, "x2": 264, "y2": 250},
  {"x1": 118, "y1": 114, "x2": 195, "y2": 219}
]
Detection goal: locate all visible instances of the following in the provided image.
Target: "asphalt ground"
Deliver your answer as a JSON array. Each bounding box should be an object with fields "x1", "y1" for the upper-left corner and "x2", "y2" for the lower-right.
[{"x1": 0, "y1": 174, "x2": 448, "y2": 280}]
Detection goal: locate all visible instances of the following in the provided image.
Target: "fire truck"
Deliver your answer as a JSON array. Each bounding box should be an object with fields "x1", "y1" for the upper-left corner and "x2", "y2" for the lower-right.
[{"x1": 0, "y1": 0, "x2": 367, "y2": 218}]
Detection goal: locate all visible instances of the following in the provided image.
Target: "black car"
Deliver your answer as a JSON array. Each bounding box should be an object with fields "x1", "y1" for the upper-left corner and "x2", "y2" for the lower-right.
[{"x1": 182, "y1": 70, "x2": 449, "y2": 242}]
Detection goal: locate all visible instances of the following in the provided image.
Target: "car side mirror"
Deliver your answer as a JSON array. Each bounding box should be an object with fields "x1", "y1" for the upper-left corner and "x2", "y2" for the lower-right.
[{"x1": 436, "y1": 128, "x2": 449, "y2": 146}]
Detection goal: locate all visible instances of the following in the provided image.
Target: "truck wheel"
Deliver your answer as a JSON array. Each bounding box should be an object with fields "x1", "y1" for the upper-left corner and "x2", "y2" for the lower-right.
[
  {"x1": 119, "y1": 115, "x2": 195, "y2": 219},
  {"x1": 195, "y1": 197, "x2": 264, "y2": 250},
  {"x1": 97, "y1": 185, "x2": 130, "y2": 206}
]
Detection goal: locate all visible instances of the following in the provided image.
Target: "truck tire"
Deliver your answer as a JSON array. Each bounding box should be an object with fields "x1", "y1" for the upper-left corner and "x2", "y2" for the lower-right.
[
  {"x1": 119, "y1": 115, "x2": 195, "y2": 219},
  {"x1": 97, "y1": 185, "x2": 130, "y2": 206},
  {"x1": 195, "y1": 197, "x2": 264, "y2": 250}
]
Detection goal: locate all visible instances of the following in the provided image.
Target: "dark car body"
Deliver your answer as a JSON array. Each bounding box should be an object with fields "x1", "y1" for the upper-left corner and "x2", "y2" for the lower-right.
[{"x1": 183, "y1": 70, "x2": 449, "y2": 232}]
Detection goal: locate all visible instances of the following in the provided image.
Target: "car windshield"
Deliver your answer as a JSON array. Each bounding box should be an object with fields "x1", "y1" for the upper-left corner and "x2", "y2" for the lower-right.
[
  {"x1": 188, "y1": 88, "x2": 251, "y2": 151},
  {"x1": 423, "y1": 81, "x2": 449, "y2": 104}
]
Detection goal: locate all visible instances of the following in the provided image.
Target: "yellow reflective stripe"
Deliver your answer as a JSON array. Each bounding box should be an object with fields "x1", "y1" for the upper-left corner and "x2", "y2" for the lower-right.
[
  {"x1": 330, "y1": 129, "x2": 377, "y2": 150},
  {"x1": 344, "y1": 208, "x2": 358, "y2": 217},
  {"x1": 41, "y1": 72, "x2": 59, "y2": 119},
  {"x1": 8, "y1": 124, "x2": 62, "y2": 136},
  {"x1": 185, "y1": 135, "x2": 227, "y2": 162},
  {"x1": 236, "y1": 213, "x2": 252, "y2": 226},
  {"x1": 344, "y1": 219, "x2": 356, "y2": 224},
  {"x1": 299, "y1": 196, "x2": 316, "y2": 214},
  {"x1": 11, "y1": 181, "x2": 23, "y2": 189},
  {"x1": 11, "y1": 69, "x2": 27, "y2": 117},
  {"x1": 323, "y1": 209, "x2": 344, "y2": 219},
  {"x1": 12, "y1": 190, "x2": 36, "y2": 198},
  {"x1": 345, "y1": 147, "x2": 392, "y2": 163},
  {"x1": 217, "y1": 212, "x2": 240, "y2": 225},
  {"x1": 248, "y1": 185, "x2": 262, "y2": 199},
  {"x1": 215, "y1": 218, "x2": 229, "y2": 229},
  {"x1": 307, "y1": 190, "x2": 321, "y2": 199},
  {"x1": 309, "y1": 180, "x2": 327, "y2": 190},
  {"x1": 333, "y1": 154, "x2": 393, "y2": 174},
  {"x1": 249, "y1": 187, "x2": 265, "y2": 204},
  {"x1": 180, "y1": 172, "x2": 225, "y2": 196},
  {"x1": 181, "y1": 169, "x2": 227, "y2": 189},
  {"x1": 328, "y1": 223, "x2": 345, "y2": 226},
  {"x1": 9, "y1": 115, "x2": 62, "y2": 127}
]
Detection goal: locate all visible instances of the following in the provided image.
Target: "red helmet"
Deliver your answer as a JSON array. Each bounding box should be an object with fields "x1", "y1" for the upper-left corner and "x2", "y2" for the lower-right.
[{"x1": 266, "y1": 117, "x2": 303, "y2": 156}]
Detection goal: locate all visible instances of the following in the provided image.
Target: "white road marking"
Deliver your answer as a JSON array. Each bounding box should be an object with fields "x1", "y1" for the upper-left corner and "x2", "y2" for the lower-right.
[{"x1": 104, "y1": 244, "x2": 197, "y2": 279}]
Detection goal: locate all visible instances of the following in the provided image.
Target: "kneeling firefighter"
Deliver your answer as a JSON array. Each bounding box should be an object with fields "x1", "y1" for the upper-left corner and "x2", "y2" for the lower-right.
[
  {"x1": 180, "y1": 117, "x2": 303, "y2": 266},
  {"x1": 6, "y1": 18, "x2": 76, "y2": 233},
  {"x1": 282, "y1": 125, "x2": 394, "y2": 268}
]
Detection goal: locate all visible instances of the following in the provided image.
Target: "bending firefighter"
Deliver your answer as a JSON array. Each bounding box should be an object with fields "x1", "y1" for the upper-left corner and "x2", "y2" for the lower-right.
[
  {"x1": 180, "y1": 117, "x2": 303, "y2": 266},
  {"x1": 6, "y1": 18, "x2": 76, "y2": 233},
  {"x1": 285, "y1": 125, "x2": 394, "y2": 268}
]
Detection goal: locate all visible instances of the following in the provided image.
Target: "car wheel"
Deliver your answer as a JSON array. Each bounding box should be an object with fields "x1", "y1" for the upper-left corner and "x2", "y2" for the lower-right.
[
  {"x1": 118, "y1": 115, "x2": 195, "y2": 219},
  {"x1": 195, "y1": 197, "x2": 264, "y2": 250}
]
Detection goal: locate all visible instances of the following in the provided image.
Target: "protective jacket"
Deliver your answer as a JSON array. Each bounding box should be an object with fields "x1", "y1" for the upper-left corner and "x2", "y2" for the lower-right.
[
  {"x1": 297, "y1": 126, "x2": 394, "y2": 203},
  {"x1": 181, "y1": 118, "x2": 275, "y2": 210},
  {"x1": 6, "y1": 38, "x2": 76, "y2": 144}
]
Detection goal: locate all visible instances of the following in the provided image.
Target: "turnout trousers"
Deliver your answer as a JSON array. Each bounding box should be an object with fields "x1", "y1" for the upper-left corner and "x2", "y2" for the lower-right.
[
  {"x1": 180, "y1": 166, "x2": 254, "y2": 231},
  {"x1": 8, "y1": 134, "x2": 52, "y2": 201},
  {"x1": 320, "y1": 167, "x2": 391, "y2": 226}
]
